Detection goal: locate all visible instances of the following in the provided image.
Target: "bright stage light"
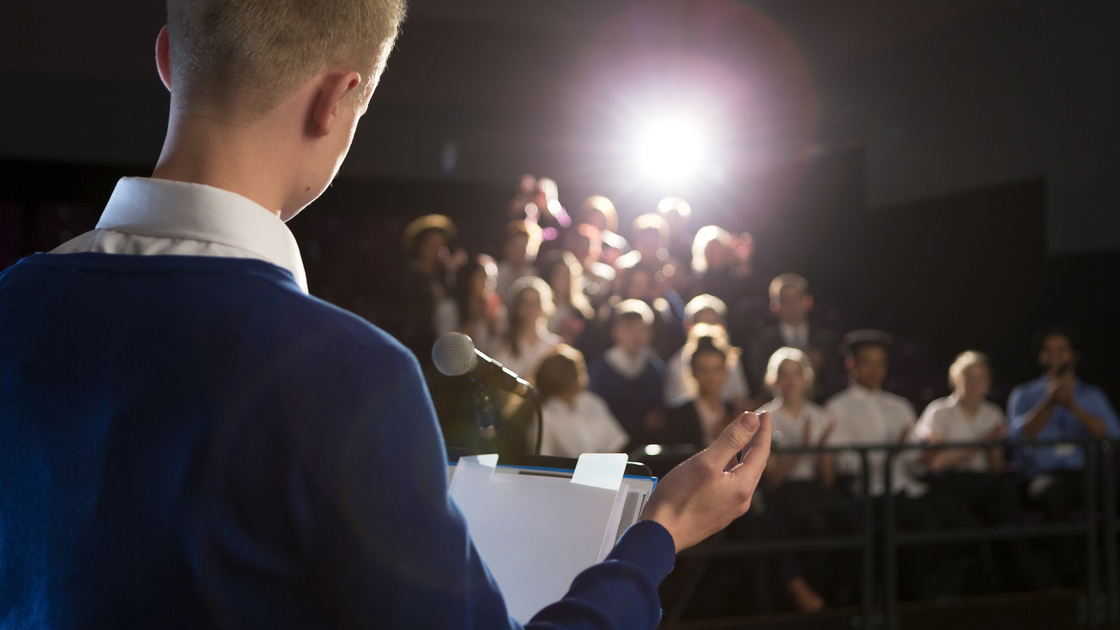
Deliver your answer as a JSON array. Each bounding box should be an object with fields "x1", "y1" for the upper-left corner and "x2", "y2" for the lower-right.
[{"x1": 635, "y1": 117, "x2": 706, "y2": 183}]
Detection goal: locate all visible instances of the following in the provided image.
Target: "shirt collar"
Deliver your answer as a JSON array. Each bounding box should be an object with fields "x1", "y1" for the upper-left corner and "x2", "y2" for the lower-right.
[
  {"x1": 850, "y1": 383, "x2": 880, "y2": 399},
  {"x1": 97, "y1": 177, "x2": 307, "y2": 292},
  {"x1": 604, "y1": 345, "x2": 653, "y2": 380}
]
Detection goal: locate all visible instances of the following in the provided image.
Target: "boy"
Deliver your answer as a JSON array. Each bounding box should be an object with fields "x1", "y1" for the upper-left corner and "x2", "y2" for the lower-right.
[
  {"x1": 589, "y1": 299, "x2": 667, "y2": 446},
  {"x1": 0, "y1": 1, "x2": 774, "y2": 628}
]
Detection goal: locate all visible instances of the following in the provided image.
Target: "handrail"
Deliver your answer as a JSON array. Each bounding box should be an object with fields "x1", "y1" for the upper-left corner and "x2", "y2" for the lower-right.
[{"x1": 660, "y1": 438, "x2": 1118, "y2": 630}]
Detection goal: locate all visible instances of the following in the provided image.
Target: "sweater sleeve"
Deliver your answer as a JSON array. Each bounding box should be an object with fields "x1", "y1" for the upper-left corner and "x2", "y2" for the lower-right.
[{"x1": 287, "y1": 340, "x2": 675, "y2": 629}]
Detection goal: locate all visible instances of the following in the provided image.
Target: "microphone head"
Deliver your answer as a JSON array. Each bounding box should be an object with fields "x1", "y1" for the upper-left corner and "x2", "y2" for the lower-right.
[{"x1": 432, "y1": 332, "x2": 479, "y2": 377}]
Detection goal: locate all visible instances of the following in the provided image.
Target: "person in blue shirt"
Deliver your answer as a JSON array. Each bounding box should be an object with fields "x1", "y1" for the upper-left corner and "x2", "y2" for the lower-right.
[
  {"x1": 0, "y1": 1, "x2": 776, "y2": 628},
  {"x1": 1007, "y1": 325, "x2": 1120, "y2": 585}
]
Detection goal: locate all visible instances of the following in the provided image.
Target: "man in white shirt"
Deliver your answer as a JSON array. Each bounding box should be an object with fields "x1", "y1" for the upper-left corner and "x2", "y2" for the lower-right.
[{"x1": 825, "y1": 331, "x2": 975, "y2": 599}]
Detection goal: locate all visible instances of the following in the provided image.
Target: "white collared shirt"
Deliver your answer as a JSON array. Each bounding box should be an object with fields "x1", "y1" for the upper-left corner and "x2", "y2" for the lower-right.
[
  {"x1": 916, "y1": 395, "x2": 1006, "y2": 473},
  {"x1": 50, "y1": 177, "x2": 308, "y2": 293},
  {"x1": 603, "y1": 345, "x2": 656, "y2": 381},
  {"x1": 826, "y1": 384, "x2": 925, "y2": 497},
  {"x1": 530, "y1": 390, "x2": 630, "y2": 458},
  {"x1": 759, "y1": 397, "x2": 834, "y2": 481},
  {"x1": 779, "y1": 322, "x2": 809, "y2": 349}
]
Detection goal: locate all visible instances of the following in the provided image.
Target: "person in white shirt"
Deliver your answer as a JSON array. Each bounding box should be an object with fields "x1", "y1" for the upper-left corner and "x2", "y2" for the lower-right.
[
  {"x1": 495, "y1": 221, "x2": 541, "y2": 307},
  {"x1": 528, "y1": 345, "x2": 628, "y2": 458},
  {"x1": 916, "y1": 351, "x2": 1033, "y2": 590},
  {"x1": 662, "y1": 295, "x2": 750, "y2": 411},
  {"x1": 825, "y1": 331, "x2": 975, "y2": 600},
  {"x1": 758, "y1": 348, "x2": 858, "y2": 605}
]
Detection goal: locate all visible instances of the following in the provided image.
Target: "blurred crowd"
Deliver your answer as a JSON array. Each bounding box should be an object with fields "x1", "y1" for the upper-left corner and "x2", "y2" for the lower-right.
[{"x1": 378, "y1": 174, "x2": 1120, "y2": 615}]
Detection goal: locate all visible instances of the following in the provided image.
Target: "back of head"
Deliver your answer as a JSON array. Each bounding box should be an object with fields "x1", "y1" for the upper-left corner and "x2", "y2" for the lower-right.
[
  {"x1": 535, "y1": 345, "x2": 587, "y2": 402},
  {"x1": 167, "y1": 0, "x2": 406, "y2": 119}
]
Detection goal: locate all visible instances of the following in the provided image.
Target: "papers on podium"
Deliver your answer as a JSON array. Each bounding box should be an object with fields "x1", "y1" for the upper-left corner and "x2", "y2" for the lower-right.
[{"x1": 448, "y1": 453, "x2": 657, "y2": 624}]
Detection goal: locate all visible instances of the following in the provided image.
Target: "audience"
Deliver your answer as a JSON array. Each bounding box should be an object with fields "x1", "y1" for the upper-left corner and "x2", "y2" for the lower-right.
[
  {"x1": 434, "y1": 256, "x2": 504, "y2": 354},
  {"x1": 495, "y1": 220, "x2": 541, "y2": 304},
  {"x1": 747, "y1": 273, "x2": 841, "y2": 402},
  {"x1": 663, "y1": 295, "x2": 751, "y2": 410},
  {"x1": 490, "y1": 276, "x2": 561, "y2": 382},
  {"x1": 826, "y1": 331, "x2": 976, "y2": 600},
  {"x1": 664, "y1": 326, "x2": 740, "y2": 448},
  {"x1": 1007, "y1": 326, "x2": 1120, "y2": 585},
  {"x1": 916, "y1": 350, "x2": 1034, "y2": 590},
  {"x1": 587, "y1": 299, "x2": 666, "y2": 447},
  {"x1": 369, "y1": 174, "x2": 1120, "y2": 611},
  {"x1": 528, "y1": 345, "x2": 629, "y2": 458}
]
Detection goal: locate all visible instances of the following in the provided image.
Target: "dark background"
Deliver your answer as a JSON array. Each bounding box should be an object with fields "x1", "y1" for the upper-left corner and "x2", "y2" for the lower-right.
[{"x1": 2, "y1": 0, "x2": 1119, "y2": 409}]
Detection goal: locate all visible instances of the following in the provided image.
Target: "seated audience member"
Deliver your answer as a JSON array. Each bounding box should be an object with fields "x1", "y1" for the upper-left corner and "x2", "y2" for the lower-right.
[
  {"x1": 619, "y1": 213, "x2": 671, "y2": 270},
  {"x1": 1007, "y1": 327, "x2": 1120, "y2": 585},
  {"x1": 758, "y1": 348, "x2": 859, "y2": 604},
  {"x1": 588, "y1": 299, "x2": 667, "y2": 447},
  {"x1": 434, "y1": 256, "x2": 504, "y2": 354},
  {"x1": 495, "y1": 220, "x2": 541, "y2": 305},
  {"x1": 688, "y1": 225, "x2": 767, "y2": 348},
  {"x1": 391, "y1": 214, "x2": 458, "y2": 365},
  {"x1": 826, "y1": 331, "x2": 975, "y2": 599},
  {"x1": 523, "y1": 177, "x2": 571, "y2": 257},
  {"x1": 609, "y1": 262, "x2": 685, "y2": 360},
  {"x1": 538, "y1": 250, "x2": 595, "y2": 346},
  {"x1": 917, "y1": 350, "x2": 1033, "y2": 591},
  {"x1": 748, "y1": 273, "x2": 840, "y2": 402},
  {"x1": 528, "y1": 345, "x2": 629, "y2": 458},
  {"x1": 656, "y1": 196, "x2": 695, "y2": 280},
  {"x1": 564, "y1": 222, "x2": 615, "y2": 308},
  {"x1": 665, "y1": 328, "x2": 740, "y2": 448},
  {"x1": 663, "y1": 295, "x2": 750, "y2": 410},
  {"x1": 490, "y1": 276, "x2": 561, "y2": 383},
  {"x1": 576, "y1": 195, "x2": 620, "y2": 236}
]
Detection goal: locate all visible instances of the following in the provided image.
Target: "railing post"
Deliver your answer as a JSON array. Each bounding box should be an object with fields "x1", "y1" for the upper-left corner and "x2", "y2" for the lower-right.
[
  {"x1": 859, "y1": 449, "x2": 876, "y2": 629},
  {"x1": 883, "y1": 449, "x2": 898, "y2": 630},
  {"x1": 1085, "y1": 441, "x2": 1101, "y2": 626},
  {"x1": 1103, "y1": 439, "x2": 1118, "y2": 626}
]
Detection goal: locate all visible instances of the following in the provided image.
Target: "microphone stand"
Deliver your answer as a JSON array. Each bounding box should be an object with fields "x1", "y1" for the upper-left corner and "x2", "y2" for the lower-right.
[
  {"x1": 533, "y1": 397, "x2": 543, "y2": 456},
  {"x1": 472, "y1": 384, "x2": 543, "y2": 456}
]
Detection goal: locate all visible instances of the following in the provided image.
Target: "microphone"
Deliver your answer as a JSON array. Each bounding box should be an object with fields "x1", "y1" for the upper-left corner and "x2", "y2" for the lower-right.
[{"x1": 432, "y1": 332, "x2": 539, "y2": 400}]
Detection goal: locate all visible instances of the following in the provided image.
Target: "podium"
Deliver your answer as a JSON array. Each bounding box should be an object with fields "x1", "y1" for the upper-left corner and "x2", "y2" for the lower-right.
[{"x1": 447, "y1": 453, "x2": 657, "y2": 623}]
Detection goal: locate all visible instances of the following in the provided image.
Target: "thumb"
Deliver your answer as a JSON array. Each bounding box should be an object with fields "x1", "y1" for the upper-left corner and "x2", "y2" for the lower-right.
[{"x1": 706, "y1": 411, "x2": 765, "y2": 464}]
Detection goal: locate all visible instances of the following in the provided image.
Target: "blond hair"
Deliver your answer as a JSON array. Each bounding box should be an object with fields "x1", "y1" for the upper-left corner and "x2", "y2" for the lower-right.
[
  {"x1": 167, "y1": 0, "x2": 406, "y2": 118},
  {"x1": 764, "y1": 347, "x2": 815, "y2": 395},
  {"x1": 948, "y1": 350, "x2": 990, "y2": 388}
]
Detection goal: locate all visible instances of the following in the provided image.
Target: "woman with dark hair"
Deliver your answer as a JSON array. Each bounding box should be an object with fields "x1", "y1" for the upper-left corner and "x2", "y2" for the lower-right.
[
  {"x1": 490, "y1": 276, "x2": 561, "y2": 383},
  {"x1": 537, "y1": 250, "x2": 594, "y2": 346},
  {"x1": 434, "y1": 256, "x2": 504, "y2": 354},
  {"x1": 664, "y1": 326, "x2": 738, "y2": 448}
]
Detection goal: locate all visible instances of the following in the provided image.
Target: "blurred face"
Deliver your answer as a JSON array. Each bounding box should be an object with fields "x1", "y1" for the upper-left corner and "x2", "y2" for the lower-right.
[
  {"x1": 955, "y1": 363, "x2": 991, "y2": 402},
  {"x1": 548, "y1": 264, "x2": 571, "y2": 298},
  {"x1": 624, "y1": 270, "x2": 655, "y2": 301},
  {"x1": 504, "y1": 233, "x2": 529, "y2": 267},
  {"x1": 703, "y1": 239, "x2": 729, "y2": 271},
  {"x1": 582, "y1": 209, "x2": 608, "y2": 233},
  {"x1": 418, "y1": 231, "x2": 448, "y2": 272},
  {"x1": 851, "y1": 345, "x2": 888, "y2": 391},
  {"x1": 518, "y1": 289, "x2": 543, "y2": 328},
  {"x1": 775, "y1": 359, "x2": 808, "y2": 402},
  {"x1": 634, "y1": 229, "x2": 661, "y2": 260},
  {"x1": 691, "y1": 351, "x2": 728, "y2": 399},
  {"x1": 1039, "y1": 333, "x2": 1075, "y2": 374},
  {"x1": 613, "y1": 317, "x2": 651, "y2": 355},
  {"x1": 773, "y1": 286, "x2": 810, "y2": 324}
]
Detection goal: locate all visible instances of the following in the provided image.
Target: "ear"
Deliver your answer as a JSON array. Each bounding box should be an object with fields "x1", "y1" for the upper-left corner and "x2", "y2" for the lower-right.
[
  {"x1": 156, "y1": 25, "x2": 172, "y2": 92},
  {"x1": 844, "y1": 356, "x2": 855, "y2": 374},
  {"x1": 769, "y1": 299, "x2": 780, "y2": 314},
  {"x1": 309, "y1": 71, "x2": 362, "y2": 137},
  {"x1": 804, "y1": 294, "x2": 814, "y2": 311}
]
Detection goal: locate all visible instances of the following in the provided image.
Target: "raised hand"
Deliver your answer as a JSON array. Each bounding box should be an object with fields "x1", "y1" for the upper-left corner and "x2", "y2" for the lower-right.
[{"x1": 638, "y1": 411, "x2": 772, "y2": 553}]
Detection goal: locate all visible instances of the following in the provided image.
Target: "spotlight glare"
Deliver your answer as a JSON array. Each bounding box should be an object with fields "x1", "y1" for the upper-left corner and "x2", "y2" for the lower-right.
[{"x1": 637, "y1": 117, "x2": 705, "y2": 183}]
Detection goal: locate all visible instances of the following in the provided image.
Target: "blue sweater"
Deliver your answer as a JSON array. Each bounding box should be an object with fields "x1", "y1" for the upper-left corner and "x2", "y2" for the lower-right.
[{"x1": 0, "y1": 253, "x2": 674, "y2": 629}]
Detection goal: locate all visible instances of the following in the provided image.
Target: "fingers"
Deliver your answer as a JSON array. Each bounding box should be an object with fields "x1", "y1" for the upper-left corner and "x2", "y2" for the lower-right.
[
  {"x1": 706, "y1": 411, "x2": 762, "y2": 465},
  {"x1": 736, "y1": 411, "x2": 772, "y2": 475}
]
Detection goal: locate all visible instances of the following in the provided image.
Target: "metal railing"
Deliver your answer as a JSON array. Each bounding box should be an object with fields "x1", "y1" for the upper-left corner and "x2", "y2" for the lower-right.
[{"x1": 663, "y1": 438, "x2": 1118, "y2": 629}]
